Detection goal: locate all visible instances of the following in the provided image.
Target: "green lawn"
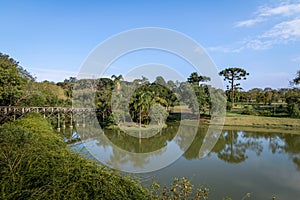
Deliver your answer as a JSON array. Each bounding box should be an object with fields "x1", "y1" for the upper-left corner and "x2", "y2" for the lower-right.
[
  {"x1": 172, "y1": 105, "x2": 300, "y2": 130},
  {"x1": 224, "y1": 112, "x2": 300, "y2": 129}
]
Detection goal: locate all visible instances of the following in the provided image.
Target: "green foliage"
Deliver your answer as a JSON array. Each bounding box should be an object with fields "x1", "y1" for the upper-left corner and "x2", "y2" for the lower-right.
[
  {"x1": 187, "y1": 72, "x2": 210, "y2": 86},
  {"x1": 150, "y1": 177, "x2": 209, "y2": 200},
  {"x1": 0, "y1": 53, "x2": 27, "y2": 106},
  {"x1": 128, "y1": 80, "x2": 178, "y2": 126},
  {"x1": 178, "y1": 82, "x2": 199, "y2": 114},
  {"x1": 258, "y1": 109, "x2": 273, "y2": 117},
  {"x1": 241, "y1": 105, "x2": 258, "y2": 115},
  {"x1": 57, "y1": 77, "x2": 76, "y2": 99},
  {"x1": 288, "y1": 103, "x2": 300, "y2": 118},
  {"x1": 193, "y1": 85, "x2": 210, "y2": 114},
  {"x1": 150, "y1": 104, "x2": 169, "y2": 125},
  {"x1": 0, "y1": 113, "x2": 149, "y2": 199},
  {"x1": 129, "y1": 84, "x2": 153, "y2": 125},
  {"x1": 291, "y1": 70, "x2": 300, "y2": 86},
  {"x1": 226, "y1": 102, "x2": 233, "y2": 111},
  {"x1": 286, "y1": 88, "x2": 300, "y2": 118},
  {"x1": 0, "y1": 52, "x2": 69, "y2": 107},
  {"x1": 219, "y1": 67, "x2": 249, "y2": 107},
  {"x1": 19, "y1": 81, "x2": 68, "y2": 107},
  {"x1": 210, "y1": 87, "x2": 226, "y2": 116},
  {"x1": 182, "y1": 72, "x2": 212, "y2": 114}
]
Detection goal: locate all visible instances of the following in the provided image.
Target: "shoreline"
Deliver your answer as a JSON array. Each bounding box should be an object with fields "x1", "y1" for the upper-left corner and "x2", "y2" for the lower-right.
[{"x1": 199, "y1": 112, "x2": 300, "y2": 133}]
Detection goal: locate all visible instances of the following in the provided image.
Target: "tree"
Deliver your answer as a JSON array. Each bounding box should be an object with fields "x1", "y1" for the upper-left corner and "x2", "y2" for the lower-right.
[
  {"x1": 94, "y1": 78, "x2": 114, "y2": 124},
  {"x1": 0, "y1": 53, "x2": 27, "y2": 106},
  {"x1": 263, "y1": 87, "x2": 273, "y2": 105},
  {"x1": 219, "y1": 67, "x2": 249, "y2": 108},
  {"x1": 187, "y1": 72, "x2": 210, "y2": 86},
  {"x1": 56, "y1": 77, "x2": 77, "y2": 99},
  {"x1": 150, "y1": 104, "x2": 169, "y2": 125},
  {"x1": 291, "y1": 70, "x2": 300, "y2": 86},
  {"x1": 111, "y1": 74, "x2": 123, "y2": 92},
  {"x1": 154, "y1": 76, "x2": 167, "y2": 86},
  {"x1": 286, "y1": 88, "x2": 300, "y2": 118},
  {"x1": 17, "y1": 66, "x2": 35, "y2": 81},
  {"x1": 18, "y1": 81, "x2": 67, "y2": 107},
  {"x1": 150, "y1": 81, "x2": 178, "y2": 110},
  {"x1": 179, "y1": 82, "x2": 199, "y2": 114},
  {"x1": 129, "y1": 84, "x2": 154, "y2": 127}
]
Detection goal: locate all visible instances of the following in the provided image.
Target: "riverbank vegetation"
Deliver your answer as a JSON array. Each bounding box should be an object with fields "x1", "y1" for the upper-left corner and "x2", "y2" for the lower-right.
[
  {"x1": 0, "y1": 113, "x2": 149, "y2": 199},
  {"x1": 0, "y1": 113, "x2": 286, "y2": 199},
  {"x1": 0, "y1": 113, "x2": 216, "y2": 199}
]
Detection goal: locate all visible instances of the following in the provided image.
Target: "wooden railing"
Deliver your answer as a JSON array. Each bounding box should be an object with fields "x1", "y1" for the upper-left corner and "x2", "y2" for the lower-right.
[{"x1": 0, "y1": 106, "x2": 99, "y2": 130}]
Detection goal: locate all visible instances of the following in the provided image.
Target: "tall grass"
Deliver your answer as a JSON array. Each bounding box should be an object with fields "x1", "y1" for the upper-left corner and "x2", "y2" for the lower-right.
[{"x1": 0, "y1": 113, "x2": 148, "y2": 199}]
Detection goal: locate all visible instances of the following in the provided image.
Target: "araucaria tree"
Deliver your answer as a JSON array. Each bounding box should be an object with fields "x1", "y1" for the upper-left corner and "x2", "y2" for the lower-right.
[
  {"x1": 187, "y1": 72, "x2": 211, "y2": 86},
  {"x1": 219, "y1": 67, "x2": 249, "y2": 108}
]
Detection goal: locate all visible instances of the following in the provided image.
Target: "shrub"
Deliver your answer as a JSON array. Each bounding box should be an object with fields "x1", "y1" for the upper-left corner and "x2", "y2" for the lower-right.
[
  {"x1": 226, "y1": 102, "x2": 232, "y2": 111},
  {"x1": 150, "y1": 177, "x2": 209, "y2": 200},
  {"x1": 0, "y1": 113, "x2": 149, "y2": 199},
  {"x1": 241, "y1": 105, "x2": 257, "y2": 115},
  {"x1": 258, "y1": 110, "x2": 273, "y2": 117},
  {"x1": 288, "y1": 103, "x2": 300, "y2": 118}
]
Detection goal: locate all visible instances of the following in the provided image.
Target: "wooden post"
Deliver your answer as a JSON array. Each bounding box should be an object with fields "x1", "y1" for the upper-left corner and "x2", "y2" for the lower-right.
[
  {"x1": 13, "y1": 107, "x2": 16, "y2": 121},
  {"x1": 82, "y1": 113, "x2": 86, "y2": 128},
  {"x1": 57, "y1": 113, "x2": 61, "y2": 132},
  {"x1": 139, "y1": 130, "x2": 141, "y2": 145},
  {"x1": 76, "y1": 112, "x2": 79, "y2": 127},
  {"x1": 62, "y1": 114, "x2": 66, "y2": 129},
  {"x1": 70, "y1": 113, "x2": 73, "y2": 129}
]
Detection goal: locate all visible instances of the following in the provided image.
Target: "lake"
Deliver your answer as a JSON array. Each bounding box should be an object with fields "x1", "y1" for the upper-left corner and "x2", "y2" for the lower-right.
[{"x1": 68, "y1": 123, "x2": 300, "y2": 199}]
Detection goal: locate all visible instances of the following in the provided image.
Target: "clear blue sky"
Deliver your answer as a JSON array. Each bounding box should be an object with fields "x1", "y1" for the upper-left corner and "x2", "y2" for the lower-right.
[{"x1": 1, "y1": 0, "x2": 299, "y2": 90}]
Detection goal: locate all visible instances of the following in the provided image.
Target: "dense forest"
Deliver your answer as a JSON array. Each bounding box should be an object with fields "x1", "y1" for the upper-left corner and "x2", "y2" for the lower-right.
[{"x1": 1, "y1": 52, "x2": 300, "y2": 127}]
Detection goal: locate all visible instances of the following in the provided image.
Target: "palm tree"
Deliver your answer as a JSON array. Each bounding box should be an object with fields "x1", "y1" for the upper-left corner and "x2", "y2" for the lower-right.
[
  {"x1": 129, "y1": 88, "x2": 154, "y2": 127},
  {"x1": 111, "y1": 74, "x2": 123, "y2": 92}
]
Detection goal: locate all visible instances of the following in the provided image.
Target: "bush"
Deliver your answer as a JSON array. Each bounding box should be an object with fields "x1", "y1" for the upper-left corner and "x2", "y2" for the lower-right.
[
  {"x1": 226, "y1": 102, "x2": 232, "y2": 111},
  {"x1": 150, "y1": 177, "x2": 209, "y2": 200},
  {"x1": 241, "y1": 109, "x2": 257, "y2": 115},
  {"x1": 150, "y1": 104, "x2": 169, "y2": 125},
  {"x1": 258, "y1": 110, "x2": 273, "y2": 117},
  {"x1": 241, "y1": 105, "x2": 258, "y2": 115},
  {"x1": 288, "y1": 103, "x2": 300, "y2": 118},
  {"x1": 0, "y1": 113, "x2": 149, "y2": 199}
]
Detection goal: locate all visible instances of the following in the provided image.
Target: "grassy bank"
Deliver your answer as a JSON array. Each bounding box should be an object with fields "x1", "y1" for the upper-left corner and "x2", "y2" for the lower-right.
[
  {"x1": 0, "y1": 113, "x2": 149, "y2": 200},
  {"x1": 173, "y1": 105, "x2": 300, "y2": 130},
  {"x1": 0, "y1": 113, "x2": 212, "y2": 199},
  {"x1": 224, "y1": 112, "x2": 300, "y2": 130}
]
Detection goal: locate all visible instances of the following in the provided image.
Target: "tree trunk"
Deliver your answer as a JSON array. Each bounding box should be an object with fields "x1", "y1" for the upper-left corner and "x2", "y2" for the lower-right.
[
  {"x1": 231, "y1": 78, "x2": 234, "y2": 108},
  {"x1": 139, "y1": 108, "x2": 142, "y2": 128}
]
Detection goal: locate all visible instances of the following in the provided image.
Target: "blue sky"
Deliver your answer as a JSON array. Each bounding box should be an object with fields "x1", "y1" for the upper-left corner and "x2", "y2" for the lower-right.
[{"x1": 1, "y1": 0, "x2": 300, "y2": 90}]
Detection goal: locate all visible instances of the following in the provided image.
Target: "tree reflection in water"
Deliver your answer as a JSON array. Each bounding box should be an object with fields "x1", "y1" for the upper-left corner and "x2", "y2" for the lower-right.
[{"x1": 75, "y1": 123, "x2": 300, "y2": 171}]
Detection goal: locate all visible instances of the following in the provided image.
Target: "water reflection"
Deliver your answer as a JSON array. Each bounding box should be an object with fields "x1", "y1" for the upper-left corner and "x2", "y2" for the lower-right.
[
  {"x1": 73, "y1": 122, "x2": 192, "y2": 172},
  {"x1": 267, "y1": 133, "x2": 300, "y2": 170},
  {"x1": 68, "y1": 123, "x2": 300, "y2": 171},
  {"x1": 67, "y1": 124, "x2": 300, "y2": 199}
]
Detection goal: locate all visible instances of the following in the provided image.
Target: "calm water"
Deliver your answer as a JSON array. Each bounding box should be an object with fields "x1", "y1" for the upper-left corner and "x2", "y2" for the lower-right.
[{"x1": 69, "y1": 123, "x2": 300, "y2": 199}]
